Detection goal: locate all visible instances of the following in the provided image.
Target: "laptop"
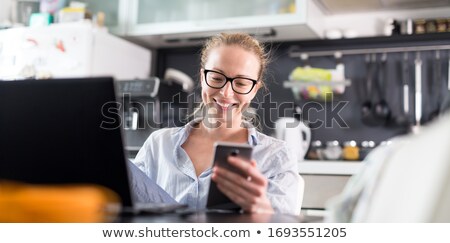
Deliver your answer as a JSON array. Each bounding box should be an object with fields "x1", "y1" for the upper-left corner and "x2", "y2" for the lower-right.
[{"x1": 0, "y1": 77, "x2": 183, "y2": 214}]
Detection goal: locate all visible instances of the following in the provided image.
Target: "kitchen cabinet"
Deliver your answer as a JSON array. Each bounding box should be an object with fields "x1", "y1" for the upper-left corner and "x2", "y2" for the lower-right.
[
  {"x1": 78, "y1": 0, "x2": 129, "y2": 35},
  {"x1": 121, "y1": 0, "x2": 324, "y2": 47},
  {"x1": 299, "y1": 160, "x2": 362, "y2": 210}
]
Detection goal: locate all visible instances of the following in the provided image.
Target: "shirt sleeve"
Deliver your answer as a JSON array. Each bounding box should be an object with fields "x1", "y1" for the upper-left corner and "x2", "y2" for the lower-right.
[
  {"x1": 127, "y1": 160, "x2": 177, "y2": 204},
  {"x1": 265, "y1": 144, "x2": 302, "y2": 215},
  {"x1": 132, "y1": 133, "x2": 154, "y2": 176}
]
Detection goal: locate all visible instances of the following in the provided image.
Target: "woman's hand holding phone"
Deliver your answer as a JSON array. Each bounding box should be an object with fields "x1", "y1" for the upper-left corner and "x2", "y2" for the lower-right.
[{"x1": 211, "y1": 156, "x2": 274, "y2": 214}]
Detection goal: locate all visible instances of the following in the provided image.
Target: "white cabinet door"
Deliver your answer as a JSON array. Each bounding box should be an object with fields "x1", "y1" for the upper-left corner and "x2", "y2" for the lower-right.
[
  {"x1": 125, "y1": 0, "x2": 324, "y2": 47},
  {"x1": 130, "y1": 0, "x2": 298, "y2": 34},
  {"x1": 77, "y1": 0, "x2": 129, "y2": 35}
]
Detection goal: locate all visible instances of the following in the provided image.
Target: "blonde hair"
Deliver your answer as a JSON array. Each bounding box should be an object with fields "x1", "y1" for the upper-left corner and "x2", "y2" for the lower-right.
[
  {"x1": 191, "y1": 32, "x2": 270, "y2": 128},
  {"x1": 200, "y1": 32, "x2": 269, "y2": 84}
]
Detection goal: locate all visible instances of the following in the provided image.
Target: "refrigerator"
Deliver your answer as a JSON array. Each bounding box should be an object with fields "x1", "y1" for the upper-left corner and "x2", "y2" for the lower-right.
[{"x1": 0, "y1": 22, "x2": 151, "y2": 80}]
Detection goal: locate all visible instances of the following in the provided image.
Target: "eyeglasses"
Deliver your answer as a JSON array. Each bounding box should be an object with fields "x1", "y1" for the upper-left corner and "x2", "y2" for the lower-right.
[{"x1": 203, "y1": 69, "x2": 258, "y2": 95}]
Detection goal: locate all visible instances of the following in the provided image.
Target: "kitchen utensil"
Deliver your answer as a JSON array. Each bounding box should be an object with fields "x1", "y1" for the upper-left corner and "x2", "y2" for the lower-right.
[
  {"x1": 427, "y1": 51, "x2": 442, "y2": 122},
  {"x1": 333, "y1": 52, "x2": 346, "y2": 94},
  {"x1": 440, "y1": 54, "x2": 450, "y2": 113},
  {"x1": 402, "y1": 53, "x2": 410, "y2": 116},
  {"x1": 395, "y1": 53, "x2": 410, "y2": 127},
  {"x1": 362, "y1": 54, "x2": 386, "y2": 126},
  {"x1": 361, "y1": 54, "x2": 377, "y2": 126},
  {"x1": 373, "y1": 53, "x2": 391, "y2": 124},
  {"x1": 413, "y1": 52, "x2": 422, "y2": 133}
]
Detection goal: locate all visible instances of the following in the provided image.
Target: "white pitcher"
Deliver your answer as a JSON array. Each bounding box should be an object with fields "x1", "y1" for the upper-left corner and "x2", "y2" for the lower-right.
[{"x1": 275, "y1": 117, "x2": 311, "y2": 161}]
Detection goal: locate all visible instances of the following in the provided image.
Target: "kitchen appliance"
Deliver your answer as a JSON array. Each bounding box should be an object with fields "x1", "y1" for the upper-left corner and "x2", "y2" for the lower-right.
[
  {"x1": 0, "y1": 21, "x2": 150, "y2": 80},
  {"x1": 275, "y1": 117, "x2": 311, "y2": 161},
  {"x1": 115, "y1": 78, "x2": 161, "y2": 157}
]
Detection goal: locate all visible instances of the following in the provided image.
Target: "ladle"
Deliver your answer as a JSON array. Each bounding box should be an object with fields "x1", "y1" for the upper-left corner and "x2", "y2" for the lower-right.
[{"x1": 373, "y1": 53, "x2": 391, "y2": 124}]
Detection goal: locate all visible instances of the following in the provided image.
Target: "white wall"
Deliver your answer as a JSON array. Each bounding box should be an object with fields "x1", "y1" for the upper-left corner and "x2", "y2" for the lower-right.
[{"x1": 323, "y1": 7, "x2": 450, "y2": 38}]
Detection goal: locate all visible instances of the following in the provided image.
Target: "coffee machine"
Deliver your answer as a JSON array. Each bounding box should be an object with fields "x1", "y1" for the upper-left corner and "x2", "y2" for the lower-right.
[{"x1": 116, "y1": 78, "x2": 161, "y2": 158}]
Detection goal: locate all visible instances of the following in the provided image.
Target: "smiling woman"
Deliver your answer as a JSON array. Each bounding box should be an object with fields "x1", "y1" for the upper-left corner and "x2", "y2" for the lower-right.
[
  {"x1": 192, "y1": 33, "x2": 269, "y2": 128},
  {"x1": 131, "y1": 32, "x2": 303, "y2": 215}
]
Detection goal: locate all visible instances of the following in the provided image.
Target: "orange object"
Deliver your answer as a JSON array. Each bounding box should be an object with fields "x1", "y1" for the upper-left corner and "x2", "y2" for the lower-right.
[
  {"x1": 55, "y1": 39, "x2": 65, "y2": 52},
  {"x1": 343, "y1": 141, "x2": 360, "y2": 161},
  {"x1": 0, "y1": 181, "x2": 120, "y2": 223}
]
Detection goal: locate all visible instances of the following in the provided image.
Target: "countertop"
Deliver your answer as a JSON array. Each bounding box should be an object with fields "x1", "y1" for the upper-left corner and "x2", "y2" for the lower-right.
[{"x1": 298, "y1": 160, "x2": 363, "y2": 175}]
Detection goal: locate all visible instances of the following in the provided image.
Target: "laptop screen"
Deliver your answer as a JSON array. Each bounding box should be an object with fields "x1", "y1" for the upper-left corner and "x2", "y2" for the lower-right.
[{"x1": 0, "y1": 77, "x2": 133, "y2": 207}]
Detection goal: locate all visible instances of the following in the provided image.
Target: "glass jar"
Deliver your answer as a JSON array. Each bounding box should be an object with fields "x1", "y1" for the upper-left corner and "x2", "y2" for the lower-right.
[
  {"x1": 306, "y1": 140, "x2": 323, "y2": 160},
  {"x1": 425, "y1": 19, "x2": 437, "y2": 33},
  {"x1": 323, "y1": 140, "x2": 342, "y2": 160},
  {"x1": 343, "y1": 140, "x2": 359, "y2": 161},
  {"x1": 359, "y1": 140, "x2": 376, "y2": 160},
  {"x1": 414, "y1": 19, "x2": 426, "y2": 34},
  {"x1": 447, "y1": 18, "x2": 450, "y2": 32},
  {"x1": 436, "y1": 18, "x2": 447, "y2": 33},
  {"x1": 379, "y1": 140, "x2": 392, "y2": 147}
]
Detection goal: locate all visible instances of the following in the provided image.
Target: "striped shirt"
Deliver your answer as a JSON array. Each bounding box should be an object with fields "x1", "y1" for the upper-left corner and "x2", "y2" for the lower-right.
[{"x1": 133, "y1": 119, "x2": 301, "y2": 214}]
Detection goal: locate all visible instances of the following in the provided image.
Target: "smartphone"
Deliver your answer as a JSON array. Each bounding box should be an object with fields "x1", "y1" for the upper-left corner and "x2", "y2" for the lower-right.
[{"x1": 206, "y1": 142, "x2": 253, "y2": 210}]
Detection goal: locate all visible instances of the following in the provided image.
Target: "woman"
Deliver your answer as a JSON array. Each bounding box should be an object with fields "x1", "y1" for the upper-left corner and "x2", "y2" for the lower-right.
[{"x1": 132, "y1": 33, "x2": 302, "y2": 214}]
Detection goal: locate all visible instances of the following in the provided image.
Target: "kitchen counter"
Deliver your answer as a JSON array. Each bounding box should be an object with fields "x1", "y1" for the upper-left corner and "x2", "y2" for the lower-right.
[{"x1": 298, "y1": 160, "x2": 363, "y2": 175}]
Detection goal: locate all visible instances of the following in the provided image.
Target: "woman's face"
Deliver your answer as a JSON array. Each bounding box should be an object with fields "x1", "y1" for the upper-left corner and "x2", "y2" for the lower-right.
[{"x1": 201, "y1": 45, "x2": 261, "y2": 125}]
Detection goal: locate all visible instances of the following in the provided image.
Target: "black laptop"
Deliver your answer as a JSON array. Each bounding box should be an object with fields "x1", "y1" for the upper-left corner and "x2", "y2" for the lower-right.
[{"x1": 0, "y1": 77, "x2": 181, "y2": 213}]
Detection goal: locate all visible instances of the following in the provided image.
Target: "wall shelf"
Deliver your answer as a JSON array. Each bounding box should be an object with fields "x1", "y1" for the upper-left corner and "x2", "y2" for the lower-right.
[
  {"x1": 289, "y1": 44, "x2": 450, "y2": 58},
  {"x1": 284, "y1": 79, "x2": 351, "y2": 88},
  {"x1": 286, "y1": 32, "x2": 450, "y2": 58}
]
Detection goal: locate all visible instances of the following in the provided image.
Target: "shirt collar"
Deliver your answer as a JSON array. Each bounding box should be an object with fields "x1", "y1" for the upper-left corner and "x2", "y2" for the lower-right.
[
  {"x1": 243, "y1": 121, "x2": 259, "y2": 146},
  {"x1": 183, "y1": 118, "x2": 259, "y2": 146}
]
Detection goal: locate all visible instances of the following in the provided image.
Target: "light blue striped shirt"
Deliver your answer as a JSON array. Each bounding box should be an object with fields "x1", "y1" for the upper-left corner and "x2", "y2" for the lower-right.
[{"x1": 133, "y1": 119, "x2": 301, "y2": 214}]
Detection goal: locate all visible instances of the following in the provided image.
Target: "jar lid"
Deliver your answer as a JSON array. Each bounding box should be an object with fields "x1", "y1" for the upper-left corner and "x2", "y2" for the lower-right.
[
  {"x1": 361, "y1": 140, "x2": 376, "y2": 148},
  {"x1": 311, "y1": 140, "x2": 323, "y2": 147},
  {"x1": 344, "y1": 140, "x2": 357, "y2": 147},
  {"x1": 326, "y1": 140, "x2": 340, "y2": 146},
  {"x1": 380, "y1": 140, "x2": 392, "y2": 146}
]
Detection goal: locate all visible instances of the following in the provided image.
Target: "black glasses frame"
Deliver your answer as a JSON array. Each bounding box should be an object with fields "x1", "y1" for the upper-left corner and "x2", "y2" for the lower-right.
[{"x1": 203, "y1": 69, "x2": 258, "y2": 95}]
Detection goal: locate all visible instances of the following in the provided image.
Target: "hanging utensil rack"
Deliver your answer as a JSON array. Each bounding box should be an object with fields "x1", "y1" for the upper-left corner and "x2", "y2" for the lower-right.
[
  {"x1": 289, "y1": 44, "x2": 450, "y2": 58},
  {"x1": 286, "y1": 39, "x2": 450, "y2": 89}
]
